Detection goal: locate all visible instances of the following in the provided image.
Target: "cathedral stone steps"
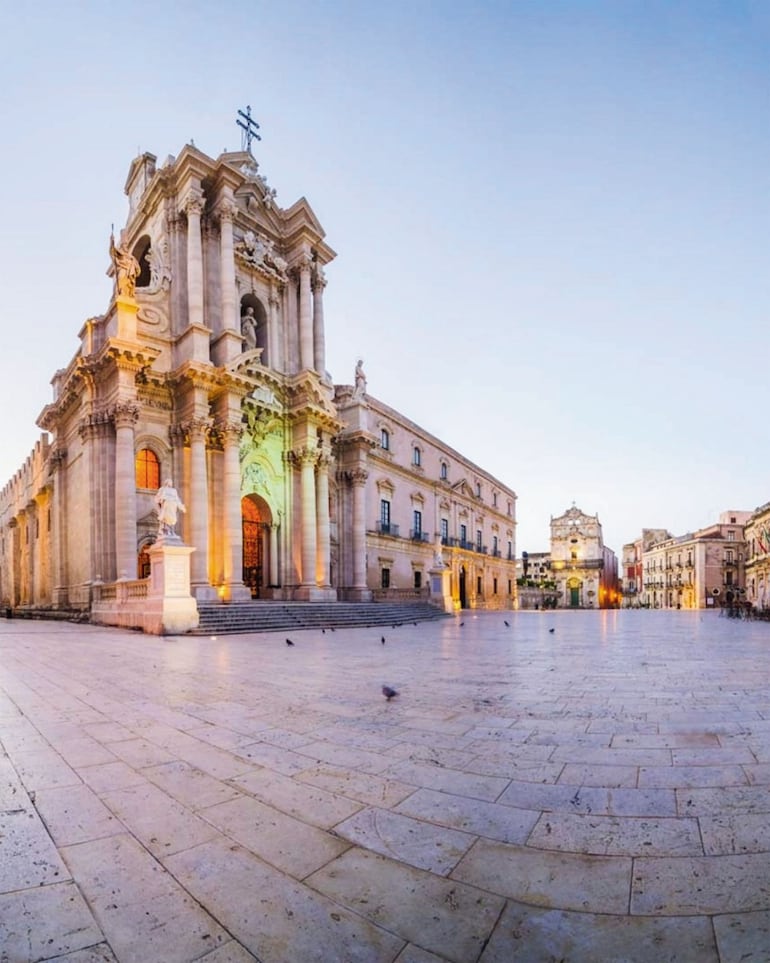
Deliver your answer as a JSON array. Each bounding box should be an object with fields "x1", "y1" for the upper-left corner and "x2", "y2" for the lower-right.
[{"x1": 191, "y1": 600, "x2": 449, "y2": 635}]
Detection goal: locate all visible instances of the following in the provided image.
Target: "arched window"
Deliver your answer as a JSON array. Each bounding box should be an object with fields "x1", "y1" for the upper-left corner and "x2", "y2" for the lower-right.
[
  {"x1": 381, "y1": 428, "x2": 390, "y2": 451},
  {"x1": 131, "y1": 235, "x2": 152, "y2": 288},
  {"x1": 135, "y1": 448, "x2": 160, "y2": 490},
  {"x1": 440, "y1": 461, "x2": 448, "y2": 481},
  {"x1": 412, "y1": 446, "x2": 421, "y2": 467}
]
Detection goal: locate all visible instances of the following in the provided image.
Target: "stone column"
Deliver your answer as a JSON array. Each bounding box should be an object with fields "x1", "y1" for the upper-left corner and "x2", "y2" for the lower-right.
[
  {"x1": 316, "y1": 452, "x2": 332, "y2": 587},
  {"x1": 312, "y1": 267, "x2": 326, "y2": 376},
  {"x1": 220, "y1": 423, "x2": 249, "y2": 601},
  {"x1": 219, "y1": 199, "x2": 237, "y2": 335},
  {"x1": 269, "y1": 517, "x2": 280, "y2": 586},
  {"x1": 49, "y1": 447, "x2": 68, "y2": 607},
  {"x1": 112, "y1": 403, "x2": 139, "y2": 580},
  {"x1": 184, "y1": 193, "x2": 205, "y2": 328},
  {"x1": 297, "y1": 447, "x2": 318, "y2": 593},
  {"x1": 187, "y1": 419, "x2": 212, "y2": 594},
  {"x1": 348, "y1": 468, "x2": 371, "y2": 600},
  {"x1": 297, "y1": 255, "x2": 313, "y2": 370},
  {"x1": 268, "y1": 289, "x2": 281, "y2": 370}
]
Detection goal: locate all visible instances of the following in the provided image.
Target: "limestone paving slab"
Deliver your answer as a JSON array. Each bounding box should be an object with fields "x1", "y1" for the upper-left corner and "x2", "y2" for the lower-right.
[
  {"x1": 557, "y1": 762, "x2": 639, "y2": 787},
  {"x1": 0, "y1": 806, "x2": 70, "y2": 893},
  {"x1": 99, "y1": 781, "x2": 221, "y2": 857},
  {"x1": 713, "y1": 909, "x2": 770, "y2": 963},
  {"x1": 332, "y1": 806, "x2": 475, "y2": 874},
  {"x1": 229, "y1": 766, "x2": 364, "y2": 828},
  {"x1": 44, "y1": 945, "x2": 119, "y2": 962},
  {"x1": 478, "y1": 900, "x2": 719, "y2": 963},
  {"x1": 452, "y1": 837, "x2": 633, "y2": 914},
  {"x1": 143, "y1": 759, "x2": 243, "y2": 810},
  {"x1": 306, "y1": 847, "x2": 505, "y2": 963},
  {"x1": 527, "y1": 810, "x2": 703, "y2": 856},
  {"x1": 497, "y1": 779, "x2": 677, "y2": 817},
  {"x1": 638, "y1": 763, "x2": 748, "y2": 789},
  {"x1": 631, "y1": 852, "x2": 770, "y2": 915},
  {"x1": 199, "y1": 793, "x2": 350, "y2": 878},
  {"x1": 61, "y1": 832, "x2": 231, "y2": 963},
  {"x1": 8, "y1": 747, "x2": 82, "y2": 792},
  {"x1": 700, "y1": 811, "x2": 770, "y2": 855},
  {"x1": 395, "y1": 786, "x2": 540, "y2": 845},
  {"x1": 165, "y1": 836, "x2": 404, "y2": 963},
  {"x1": 0, "y1": 880, "x2": 104, "y2": 962},
  {"x1": 34, "y1": 783, "x2": 124, "y2": 847},
  {"x1": 295, "y1": 764, "x2": 416, "y2": 808},
  {"x1": 384, "y1": 758, "x2": 510, "y2": 802}
]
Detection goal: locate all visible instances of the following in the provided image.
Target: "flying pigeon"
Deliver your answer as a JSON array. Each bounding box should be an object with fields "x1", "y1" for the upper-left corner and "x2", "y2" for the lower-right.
[
  {"x1": 504, "y1": 620, "x2": 510, "y2": 627},
  {"x1": 549, "y1": 628, "x2": 555, "y2": 634},
  {"x1": 285, "y1": 638, "x2": 295, "y2": 646},
  {"x1": 381, "y1": 636, "x2": 386, "y2": 644},
  {"x1": 382, "y1": 685, "x2": 399, "y2": 701}
]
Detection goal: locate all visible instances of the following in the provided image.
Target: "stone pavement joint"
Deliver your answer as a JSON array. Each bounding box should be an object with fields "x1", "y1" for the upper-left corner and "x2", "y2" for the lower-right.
[{"x1": 1, "y1": 611, "x2": 770, "y2": 961}]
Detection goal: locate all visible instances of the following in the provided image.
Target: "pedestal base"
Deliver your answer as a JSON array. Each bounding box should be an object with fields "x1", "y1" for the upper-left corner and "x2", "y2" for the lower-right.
[
  {"x1": 146, "y1": 542, "x2": 199, "y2": 635},
  {"x1": 429, "y1": 567, "x2": 454, "y2": 613}
]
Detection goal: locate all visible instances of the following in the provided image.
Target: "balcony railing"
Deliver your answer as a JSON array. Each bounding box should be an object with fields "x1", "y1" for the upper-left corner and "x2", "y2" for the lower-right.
[
  {"x1": 375, "y1": 521, "x2": 400, "y2": 537},
  {"x1": 409, "y1": 530, "x2": 431, "y2": 542}
]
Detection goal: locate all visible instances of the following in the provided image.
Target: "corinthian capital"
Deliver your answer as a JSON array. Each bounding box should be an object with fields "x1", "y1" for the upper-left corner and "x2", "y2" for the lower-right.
[
  {"x1": 110, "y1": 401, "x2": 140, "y2": 428},
  {"x1": 217, "y1": 199, "x2": 236, "y2": 224},
  {"x1": 346, "y1": 468, "x2": 369, "y2": 487},
  {"x1": 182, "y1": 192, "x2": 205, "y2": 219}
]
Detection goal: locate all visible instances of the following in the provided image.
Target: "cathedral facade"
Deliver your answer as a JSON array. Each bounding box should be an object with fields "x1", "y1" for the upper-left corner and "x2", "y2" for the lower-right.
[{"x1": 0, "y1": 143, "x2": 518, "y2": 620}]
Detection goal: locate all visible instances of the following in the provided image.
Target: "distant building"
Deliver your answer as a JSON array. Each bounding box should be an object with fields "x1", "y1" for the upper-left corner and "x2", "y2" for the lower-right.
[
  {"x1": 621, "y1": 529, "x2": 671, "y2": 607},
  {"x1": 549, "y1": 505, "x2": 619, "y2": 608},
  {"x1": 514, "y1": 551, "x2": 557, "y2": 609},
  {"x1": 640, "y1": 511, "x2": 750, "y2": 609},
  {"x1": 743, "y1": 503, "x2": 770, "y2": 611}
]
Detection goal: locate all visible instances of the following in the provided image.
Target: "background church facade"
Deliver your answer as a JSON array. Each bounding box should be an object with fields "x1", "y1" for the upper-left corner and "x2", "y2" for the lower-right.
[{"x1": 0, "y1": 142, "x2": 518, "y2": 618}]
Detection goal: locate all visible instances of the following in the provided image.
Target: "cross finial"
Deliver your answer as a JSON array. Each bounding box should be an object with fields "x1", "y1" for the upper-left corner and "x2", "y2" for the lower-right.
[{"x1": 237, "y1": 105, "x2": 261, "y2": 154}]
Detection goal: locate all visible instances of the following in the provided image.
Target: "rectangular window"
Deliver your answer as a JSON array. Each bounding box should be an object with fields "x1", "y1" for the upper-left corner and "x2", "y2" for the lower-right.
[
  {"x1": 381, "y1": 568, "x2": 390, "y2": 589},
  {"x1": 492, "y1": 535, "x2": 498, "y2": 555},
  {"x1": 726, "y1": 549, "x2": 734, "y2": 563},
  {"x1": 507, "y1": 540, "x2": 512, "y2": 560},
  {"x1": 493, "y1": 577, "x2": 498, "y2": 594},
  {"x1": 727, "y1": 530, "x2": 735, "y2": 541},
  {"x1": 414, "y1": 570, "x2": 422, "y2": 590},
  {"x1": 476, "y1": 529, "x2": 482, "y2": 550},
  {"x1": 380, "y1": 499, "x2": 391, "y2": 531},
  {"x1": 725, "y1": 570, "x2": 734, "y2": 586},
  {"x1": 477, "y1": 575, "x2": 482, "y2": 594},
  {"x1": 413, "y1": 509, "x2": 422, "y2": 537},
  {"x1": 460, "y1": 524, "x2": 467, "y2": 544},
  {"x1": 441, "y1": 518, "x2": 449, "y2": 543},
  {"x1": 508, "y1": 579, "x2": 512, "y2": 594}
]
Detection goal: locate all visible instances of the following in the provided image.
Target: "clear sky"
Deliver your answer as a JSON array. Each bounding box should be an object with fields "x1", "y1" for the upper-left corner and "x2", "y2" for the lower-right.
[{"x1": 1, "y1": 1, "x2": 768, "y2": 554}]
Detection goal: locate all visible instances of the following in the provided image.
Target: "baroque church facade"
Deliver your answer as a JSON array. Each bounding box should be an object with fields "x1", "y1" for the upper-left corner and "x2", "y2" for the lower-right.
[{"x1": 0, "y1": 143, "x2": 518, "y2": 620}]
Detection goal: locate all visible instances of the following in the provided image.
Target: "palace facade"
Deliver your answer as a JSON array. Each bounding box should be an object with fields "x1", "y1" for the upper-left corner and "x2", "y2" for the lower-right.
[{"x1": 0, "y1": 143, "x2": 518, "y2": 620}]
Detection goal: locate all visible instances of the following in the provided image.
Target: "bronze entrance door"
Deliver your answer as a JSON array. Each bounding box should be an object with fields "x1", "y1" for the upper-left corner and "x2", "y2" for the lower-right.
[{"x1": 242, "y1": 497, "x2": 264, "y2": 598}]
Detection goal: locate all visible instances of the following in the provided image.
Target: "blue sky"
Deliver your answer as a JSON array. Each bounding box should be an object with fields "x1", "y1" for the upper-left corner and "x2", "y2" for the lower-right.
[{"x1": 1, "y1": 1, "x2": 768, "y2": 554}]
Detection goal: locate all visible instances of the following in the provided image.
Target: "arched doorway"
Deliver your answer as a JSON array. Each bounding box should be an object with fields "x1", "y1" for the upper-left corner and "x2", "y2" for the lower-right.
[
  {"x1": 242, "y1": 495, "x2": 272, "y2": 598},
  {"x1": 459, "y1": 566, "x2": 467, "y2": 609},
  {"x1": 568, "y1": 577, "x2": 581, "y2": 607}
]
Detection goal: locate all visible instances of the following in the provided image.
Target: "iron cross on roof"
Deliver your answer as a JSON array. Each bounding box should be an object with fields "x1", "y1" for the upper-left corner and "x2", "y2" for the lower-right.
[{"x1": 237, "y1": 106, "x2": 261, "y2": 154}]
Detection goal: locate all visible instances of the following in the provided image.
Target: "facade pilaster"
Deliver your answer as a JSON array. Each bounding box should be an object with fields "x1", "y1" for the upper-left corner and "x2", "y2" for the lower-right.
[
  {"x1": 295, "y1": 446, "x2": 318, "y2": 591},
  {"x1": 297, "y1": 255, "x2": 314, "y2": 370},
  {"x1": 316, "y1": 452, "x2": 332, "y2": 587},
  {"x1": 49, "y1": 447, "x2": 68, "y2": 607},
  {"x1": 348, "y1": 468, "x2": 371, "y2": 599},
  {"x1": 185, "y1": 418, "x2": 212, "y2": 592},
  {"x1": 215, "y1": 198, "x2": 240, "y2": 364},
  {"x1": 112, "y1": 402, "x2": 140, "y2": 580},
  {"x1": 269, "y1": 515, "x2": 280, "y2": 587},
  {"x1": 183, "y1": 193, "x2": 205, "y2": 328},
  {"x1": 268, "y1": 289, "x2": 281, "y2": 371},
  {"x1": 312, "y1": 267, "x2": 327, "y2": 376},
  {"x1": 220, "y1": 422, "x2": 249, "y2": 600}
]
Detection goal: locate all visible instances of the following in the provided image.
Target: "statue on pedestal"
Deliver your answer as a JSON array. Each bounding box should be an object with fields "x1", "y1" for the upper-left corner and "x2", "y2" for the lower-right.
[
  {"x1": 241, "y1": 306, "x2": 258, "y2": 349},
  {"x1": 155, "y1": 479, "x2": 186, "y2": 538},
  {"x1": 109, "y1": 233, "x2": 141, "y2": 299},
  {"x1": 354, "y1": 358, "x2": 367, "y2": 397}
]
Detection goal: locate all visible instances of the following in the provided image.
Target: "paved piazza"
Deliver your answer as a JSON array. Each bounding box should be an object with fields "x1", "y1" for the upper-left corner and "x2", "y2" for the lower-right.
[{"x1": 2, "y1": 611, "x2": 770, "y2": 962}]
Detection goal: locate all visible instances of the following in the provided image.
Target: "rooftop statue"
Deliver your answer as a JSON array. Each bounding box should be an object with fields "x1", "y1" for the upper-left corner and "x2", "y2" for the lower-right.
[{"x1": 109, "y1": 233, "x2": 141, "y2": 299}]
